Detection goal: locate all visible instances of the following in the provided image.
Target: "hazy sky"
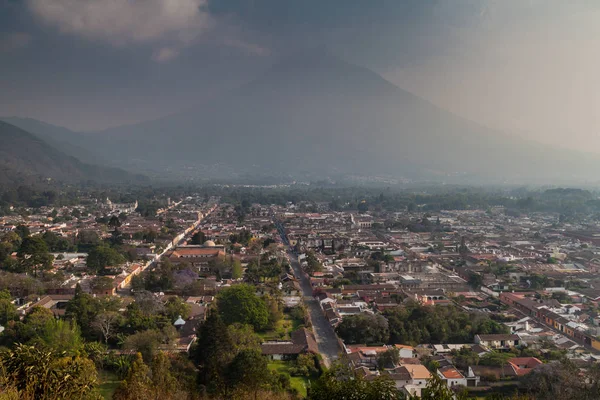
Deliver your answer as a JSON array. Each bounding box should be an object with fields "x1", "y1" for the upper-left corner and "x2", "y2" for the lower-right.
[{"x1": 1, "y1": 0, "x2": 599, "y2": 152}]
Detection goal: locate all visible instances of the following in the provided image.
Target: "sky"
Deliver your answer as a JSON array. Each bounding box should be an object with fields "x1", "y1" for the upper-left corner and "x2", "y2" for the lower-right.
[{"x1": 1, "y1": 0, "x2": 600, "y2": 152}]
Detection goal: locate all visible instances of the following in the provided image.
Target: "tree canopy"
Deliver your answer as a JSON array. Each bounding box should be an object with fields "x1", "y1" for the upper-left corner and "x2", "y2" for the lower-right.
[
  {"x1": 86, "y1": 244, "x2": 125, "y2": 272},
  {"x1": 217, "y1": 284, "x2": 269, "y2": 331},
  {"x1": 336, "y1": 313, "x2": 390, "y2": 345},
  {"x1": 383, "y1": 302, "x2": 508, "y2": 345}
]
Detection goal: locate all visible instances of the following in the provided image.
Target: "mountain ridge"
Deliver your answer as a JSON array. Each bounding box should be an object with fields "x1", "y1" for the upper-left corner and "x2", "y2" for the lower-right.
[
  {"x1": 0, "y1": 120, "x2": 146, "y2": 186},
  {"x1": 5, "y1": 53, "x2": 600, "y2": 184}
]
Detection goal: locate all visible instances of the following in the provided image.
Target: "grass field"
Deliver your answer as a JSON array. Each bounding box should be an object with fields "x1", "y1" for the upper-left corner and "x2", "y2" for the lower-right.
[
  {"x1": 267, "y1": 360, "x2": 309, "y2": 398},
  {"x1": 258, "y1": 313, "x2": 304, "y2": 341},
  {"x1": 97, "y1": 370, "x2": 121, "y2": 399}
]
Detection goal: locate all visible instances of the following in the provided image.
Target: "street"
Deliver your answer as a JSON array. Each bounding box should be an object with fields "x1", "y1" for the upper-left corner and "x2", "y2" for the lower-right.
[{"x1": 287, "y1": 251, "x2": 340, "y2": 367}]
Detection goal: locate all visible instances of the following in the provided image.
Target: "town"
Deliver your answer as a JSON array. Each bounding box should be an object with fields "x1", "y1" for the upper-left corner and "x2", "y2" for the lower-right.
[{"x1": 1, "y1": 186, "x2": 600, "y2": 399}]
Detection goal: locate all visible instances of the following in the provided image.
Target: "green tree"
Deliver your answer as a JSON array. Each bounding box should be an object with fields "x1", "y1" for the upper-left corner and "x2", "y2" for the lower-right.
[
  {"x1": 450, "y1": 346, "x2": 480, "y2": 370},
  {"x1": 468, "y1": 272, "x2": 483, "y2": 289},
  {"x1": 217, "y1": 284, "x2": 269, "y2": 331},
  {"x1": 123, "y1": 329, "x2": 172, "y2": 363},
  {"x1": 149, "y1": 352, "x2": 179, "y2": 398},
  {"x1": 226, "y1": 323, "x2": 261, "y2": 354},
  {"x1": 480, "y1": 351, "x2": 513, "y2": 367},
  {"x1": 225, "y1": 349, "x2": 272, "y2": 397},
  {"x1": 190, "y1": 231, "x2": 206, "y2": 245},
  {"x1": 31, "y1": 318, "x2": 85, "y2": 357},
  {"x1": 108, "y1": 215, "x2": 122, "y2": 230},
  {"x1": 383, "y1": 302, "x2": 508, "y2": 345},
  {"x1": 41, "y1": 231, "x2": 71, "y2": 252},
  {"x1": 309, "y1": 364, "x2": 402, "y2": 400},
  {"x1": 113, "y1": 353, "x2": 153, "y2": 400},
  {"x1": 65, "y1": 285, "x2": 113, "y2": 340},
  {"x1": 1, "y1": 343, "x2": 99, "y2": 400},
  {"x1": 164, "y1": 296, "x2": 191, "y2": 321},
  {"x1": 292, "y1": 353, "x2": 318, "y2": 377},
  {"x1": 17, "y1": 236, "x2": 53, "y2": 277},
  {"x1": 304, "y1": 251, "x2": 323, "y2": 275},
  {"x1": 192, "y1": 312, "x2": 233, "y2": 393},
  {"x1": 231, "y1": 259, "x2": 243, "y2": 280},
  {"x1": 0, "y1": 290, "x2": 18, "y2": 325},
  {"x1": 86, "y1": 244, "x2": 125, "y2": 272},
  {"x1": 418, "y1": 374, "x2": 468, "y2": 400},
  {"x1": 377, "y1": 348, "x2": 400, "y2": 370},
  {"x1": 263, "y1": 293, "x2": 284, "y2": 329},
  {"x1": 14, "y1": 225, "x2": 29, "y2": 240},
  {"x1": 90, "y1": 276, "x2": 115, "y2": 293},
  {"x1": 336, "y1": 313, "x2": 389, "y2": 344}
]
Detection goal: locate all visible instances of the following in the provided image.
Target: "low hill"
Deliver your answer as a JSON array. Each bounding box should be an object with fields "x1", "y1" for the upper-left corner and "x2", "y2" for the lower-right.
[
  {"x1": 0, "y1": 120, "x2": 145, "y2": 186},
  {"x1": 1, "y1": 117, "x2": 105, "y2": 164}
]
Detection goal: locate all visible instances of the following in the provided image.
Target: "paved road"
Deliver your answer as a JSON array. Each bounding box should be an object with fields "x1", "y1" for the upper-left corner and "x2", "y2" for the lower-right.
[{"x1": 287, "y1": 251, "x2": 340, "y2": 367}]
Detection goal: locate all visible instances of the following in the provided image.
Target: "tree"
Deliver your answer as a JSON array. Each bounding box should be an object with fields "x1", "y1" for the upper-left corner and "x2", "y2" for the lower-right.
[
  {"x1": 292, "y1": 353, "x2": 318, "y2": 377},
  {"x1": 480, "y1": 351, "x2": 513, "y2": 367},
  {"x1": 134, "y1": 290, "x2": 165, "y2": 315},
  {"x1": 75, "y1": 230, "x2": 100, "y2": 252},
  {"x1": 65, "y1": 285, "x2": 115, "y2": 340},
  {"x1": 113, "y1": 353, "x2": 153, "y2": 400},
  {"x1": 164, "y1": 296, "x2": 191, "y2": 321},
  {"x1": 468, "y1": 272, "x2": 483, "y2": 289},
  {"x1": 309, "y1": 364, "x2": 402, "y2": 400},
  {"x1": 336, "y1": 313, "x2": 389, "y2": 344},
  {"x1": 86, "y1": 244, "x2": 125, "y2": 272},
  {"x1": 140, "y1": 259, "x2": 176, "y2": 292},
  {"x1": 383, "y1": 302, "x2": 508, "y2": 345},
  {"x1": 217, "y1": 284, "x2": 269, "y2": 331},
  {"x1": 520, "y1": 360, "x2": 587, "y2": 400},
  {"x1": 418, "y1": 374, "x2": 468, "y2": 400},
  {"x1": 17, "y1": 236, "x2": 53, "y2": 277},
  {"x1": 32, "y1": 318, "x2": 85, "y2": 357},
  {"x1": 41, "y1": 231, "x2": 71, "y2": 252},
  {"x1": 450, "y1": 346, "x2": 480, "y2": 370},
  {"x1": 90, "y1": 276, "x2": 115, "y2": 293},
  {"x1": 108, "y1": 215, "x2": 122, "y2": 230},
  {"x1": 304, "y1": 251, "x2": 323, "y2": 275},
  {"x1": 377, "y1": 348, "x2": 400, "y2": 370},
  {"x1": 231, "y1": 259, "x2": 243, "y2": 280},
  {"x1": 225, "y1": 349, "x2": 272, "y2": 398},
  {"x1": 192, "y1": 312, "x2": 233, "y2": 393},
  {"x1": 190, "y1": 231, "x2": 206, "y2": 245},
  {"x1": 0, "y1": 290, "x2": 18, "y2": 325},
  {"x1": 142, "y1": 229, "x2": 157, "y2": 243},
  {"x1": 149, "y1": 352, "x2": 179, "y2": 398},
  {"x1": 1, "y1": 343, "x2": 98, "y2": 400},
  {"x1": 263, "y1": 293, "x2": 284, "y2": 329},
  {"x1": 458, "y1": 236, "x2": 469, "y2": 255},
  {"x1": 14, "y1": 225, "x2": 30, "y2": 240},
  {"x1": 357, "y1": 200, "x2": 369, "y2": 214},
  {"x1": 227, "y1": 323, "x2": 261, "y2": 354},
  {"x1": 123, "y1": 329, "x2": 164, "y2": 363},
  {"x1": 93, "y1": 311, "x2": 121, "y2": 344}
]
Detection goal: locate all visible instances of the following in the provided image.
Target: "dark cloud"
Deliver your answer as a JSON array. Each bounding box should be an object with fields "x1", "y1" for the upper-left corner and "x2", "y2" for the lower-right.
[{"x1": 1, "y1": 0, "x2": 600, "y2": 148}]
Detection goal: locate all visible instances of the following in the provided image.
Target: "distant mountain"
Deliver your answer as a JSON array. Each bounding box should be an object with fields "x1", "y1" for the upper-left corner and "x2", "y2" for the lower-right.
[
  {"x1": 1, "y1": 117, "x2": 105, "y2": 164},
  {"x1": 10, "y1": 53, "x2": 600, "y2": 184},
  {"x1": 0, "y1": 121, "x2": 146, "y2": 186}
]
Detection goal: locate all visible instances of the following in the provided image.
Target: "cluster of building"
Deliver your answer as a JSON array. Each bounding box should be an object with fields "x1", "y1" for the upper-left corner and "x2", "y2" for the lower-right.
[
  {"x1": 7, "y1": 195, "x2": 600, "y2": 395},
  {"x1": 270, "y1": 203, "x2": 600, "y2": 395}
]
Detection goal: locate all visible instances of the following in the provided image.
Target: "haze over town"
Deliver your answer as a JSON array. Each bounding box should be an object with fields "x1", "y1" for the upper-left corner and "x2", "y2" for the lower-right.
[
  {"x1": 2, "y1": 1, "x2": 600, "y2": 152},
  {"x1": 3, "y1": 2, "x2": 600, "y2": 400}
]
